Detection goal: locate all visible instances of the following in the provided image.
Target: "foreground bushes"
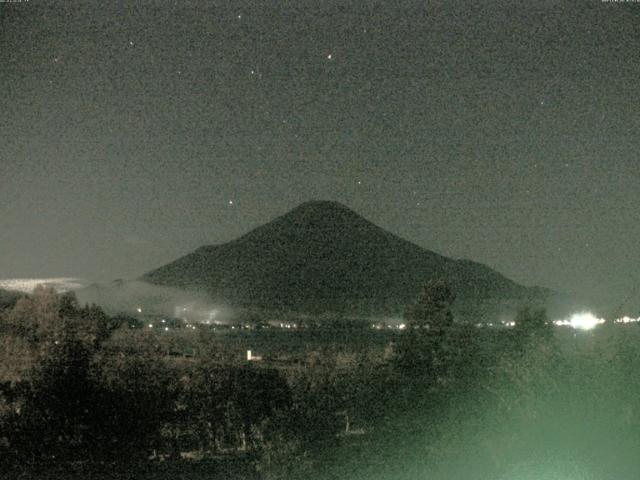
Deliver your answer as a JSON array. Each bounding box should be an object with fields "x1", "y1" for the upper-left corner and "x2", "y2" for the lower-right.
[
  {"x1": 0, "y1": 288, "x2": 297, "y2": 470},
  {"x1": 4, "y1": 288, "x2": 640, "y2": 479}
]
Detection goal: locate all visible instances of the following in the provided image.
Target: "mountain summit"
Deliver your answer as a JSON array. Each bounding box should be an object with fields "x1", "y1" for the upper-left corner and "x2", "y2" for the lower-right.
[{"x1": 142, "y1": 201, "x2": 551, "y2": 317}]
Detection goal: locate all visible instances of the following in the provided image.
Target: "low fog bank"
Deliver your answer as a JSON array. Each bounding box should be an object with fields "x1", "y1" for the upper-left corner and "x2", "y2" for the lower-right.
[
  {"x1": 75, "y1": 280, "x2": 233, "y2": 322},
  {"x1": 72, "y1": 279, "x2": 612, "y2": 328},
  {"x1": 69, "y1": 274, "x2": 634, "y2": 327}
]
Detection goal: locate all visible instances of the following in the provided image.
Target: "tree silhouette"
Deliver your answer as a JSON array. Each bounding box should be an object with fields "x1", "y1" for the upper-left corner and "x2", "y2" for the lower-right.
[
  {"x1": 405, "y1": 280, "x2": 456, "y2": 334},
  {"x1": 513, "y1": 307, "x2": 551, "y2": 341},
  {"x1": 395, "y1": 280, "x2": 456, "y2": 382}
]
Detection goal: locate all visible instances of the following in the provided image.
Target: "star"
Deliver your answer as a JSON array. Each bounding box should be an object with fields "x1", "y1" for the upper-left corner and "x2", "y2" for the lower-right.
[
  {"x1": 327, "y1": 53, "x2": 333, "y2": 60},
  {"x1": 228, "y1": 200, "x2": 234, "y2": 206}
]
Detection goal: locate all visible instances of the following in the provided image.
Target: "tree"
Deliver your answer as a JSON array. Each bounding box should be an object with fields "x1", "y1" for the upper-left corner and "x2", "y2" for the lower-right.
[
  {"x1": 0, "y1": 288, "x2": 107, "y2": 461},
  {"x1": 395, "y1": 280, "x2": 456, "y2": 383},
  {"x1": 92, "y1": 329, "x2": 180, "y2": 461},
  {"x1": 405, "y1": 280, "x2": 456, "y2": 334},
  {"x1": 0, "y1": 287, "x2": 175, "y2": 464},
  {"x1": 513, "y1": 307, "x2": 552, "y2": 341}
]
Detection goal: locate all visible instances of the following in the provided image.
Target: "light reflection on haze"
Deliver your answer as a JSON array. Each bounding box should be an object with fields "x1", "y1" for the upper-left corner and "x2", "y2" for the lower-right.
[{"x1": 0, "y1": 278, "x2": 87, "y2": 293}]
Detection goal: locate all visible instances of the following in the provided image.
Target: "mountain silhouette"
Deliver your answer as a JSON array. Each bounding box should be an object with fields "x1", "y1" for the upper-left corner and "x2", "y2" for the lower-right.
[{"x1": 142, "y1": 201, "x2": 552, "y2": 317}]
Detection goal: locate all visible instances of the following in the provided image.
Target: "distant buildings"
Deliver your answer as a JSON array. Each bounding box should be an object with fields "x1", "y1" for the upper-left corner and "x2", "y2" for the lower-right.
[{"x1": 246, "y1": 350, "x2": 262, "y2": 362}]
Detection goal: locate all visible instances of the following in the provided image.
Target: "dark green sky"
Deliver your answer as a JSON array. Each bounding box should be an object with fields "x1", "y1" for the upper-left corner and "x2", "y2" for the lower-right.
[{"x1": 1, "y1": 0, "x2": 639, "y2": 309}]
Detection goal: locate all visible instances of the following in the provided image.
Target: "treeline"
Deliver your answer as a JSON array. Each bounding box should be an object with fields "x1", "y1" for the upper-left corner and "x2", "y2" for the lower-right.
[
  {"x1": 2, "y1": 283, "x2": 640, "y2": 479},
  {"x1": 0, "y1": 287, "x2": 394, "y2": 478}
]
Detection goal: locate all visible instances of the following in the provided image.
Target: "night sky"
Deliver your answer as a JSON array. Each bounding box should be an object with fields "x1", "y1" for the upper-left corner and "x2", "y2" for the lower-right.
[{"x1": 1, "y1": 1, "x2": 639, "y2": 310}]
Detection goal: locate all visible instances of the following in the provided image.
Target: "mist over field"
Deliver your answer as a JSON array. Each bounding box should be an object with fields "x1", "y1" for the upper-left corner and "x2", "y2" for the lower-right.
[{"x1": 76, "y1": 280, "x2": 229, "y2": 319}]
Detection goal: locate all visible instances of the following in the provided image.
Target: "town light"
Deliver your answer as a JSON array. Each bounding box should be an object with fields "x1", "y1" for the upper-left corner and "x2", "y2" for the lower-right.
[{"x1": 566, "y1": 312, "x2": 603, "y2": 330}]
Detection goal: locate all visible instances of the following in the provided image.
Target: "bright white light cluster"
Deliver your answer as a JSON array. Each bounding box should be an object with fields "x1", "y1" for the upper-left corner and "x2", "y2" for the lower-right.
[
  {"x1": 615, "y1": 316, "x2": 640, "y2": 324},
  {"x1": 554, "y1": 312, "x2": 605, "y2": 330},
  {"x1": 471, "y1": 312, "x2": 640, "y2": 331},
  {"x1": 552, "y1": 313, "x2": 640, "y2": 330}
]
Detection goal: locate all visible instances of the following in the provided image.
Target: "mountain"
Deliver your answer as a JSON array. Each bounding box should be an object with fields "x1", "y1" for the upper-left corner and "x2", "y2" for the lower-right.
[{"x1": 142, "y1": 201, "x2": 554, "y2": 319}]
